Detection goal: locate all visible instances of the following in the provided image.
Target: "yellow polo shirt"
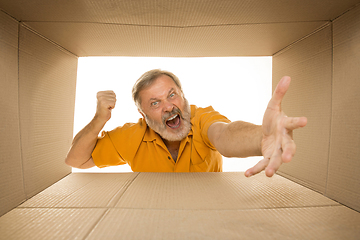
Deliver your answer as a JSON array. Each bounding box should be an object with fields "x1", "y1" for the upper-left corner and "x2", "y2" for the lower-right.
[{"x1": 92, "y1": 105, "x2": 231, "y2": 172}]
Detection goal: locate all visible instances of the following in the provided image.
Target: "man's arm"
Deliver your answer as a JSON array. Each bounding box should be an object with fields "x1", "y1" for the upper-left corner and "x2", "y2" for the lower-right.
[
  {"x1": 65, "y1": 91, "x2": 116, "y2": 169},
  {"x1": 208, "y1": 121, "x2": 263, "y2": 158},
  {"x1": 208, "y1": 76, "x2": 307, "y2": 177}
]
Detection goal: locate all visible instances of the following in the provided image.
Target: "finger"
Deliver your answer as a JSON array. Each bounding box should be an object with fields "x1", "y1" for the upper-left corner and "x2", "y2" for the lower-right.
[
  {"x1": 244, "y1": 158, "x2": 270, "y2": 177},
  {"x1": 284, "y1": 116, "x2": 308, "y2": 131},
  {"x1": 97, "y1": 91, "x2": 117, "y2": 109},
  {"x1": 267, "y1": 76, "x2": 291, "y2": 110},
  {"x1": 281, "y1": 135, "x2": 296, "y2": 163},
  {"x1": 265, "y1": 143, "x2": 283, "y2": 177},
  {"x1": 99, "y1": 98, "x2": 116, "y2": 110},
  {"x1": 97, "y1": 91, "x2": 116, "y2": 100}
]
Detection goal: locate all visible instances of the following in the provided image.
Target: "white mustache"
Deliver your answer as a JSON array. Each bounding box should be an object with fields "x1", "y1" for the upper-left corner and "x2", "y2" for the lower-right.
[{"x1": 162, "y1": 108, "x2": 183, "y2": 125}]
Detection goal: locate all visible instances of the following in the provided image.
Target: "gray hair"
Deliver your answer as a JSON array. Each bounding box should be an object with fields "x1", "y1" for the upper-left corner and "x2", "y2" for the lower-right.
[{"x1": 132, "y1": 69, "x2": 183, "y2": 110}]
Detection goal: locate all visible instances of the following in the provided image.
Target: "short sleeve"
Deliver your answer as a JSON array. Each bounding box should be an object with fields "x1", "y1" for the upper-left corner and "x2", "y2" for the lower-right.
[
  {"x1": 92, "y1": 131, "x2": 127, "y2": 168},
  {"x1": 91, "y1": 119, "x2": 147, "y2": 168},
  {"x1": 191, "y1": 106, "x2": 231, "y2": 150}
]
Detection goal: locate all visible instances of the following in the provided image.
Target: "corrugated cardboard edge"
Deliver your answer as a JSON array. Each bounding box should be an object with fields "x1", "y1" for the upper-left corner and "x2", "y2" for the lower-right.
[
  {"x1": 273, "y1": 4, "x2": 360, "y2": 212},
  {"x1": 0, "y1": 10, "x2": 25, "y2": 217},
  {"x1": 0, "y1": 11, "x2": 79, "y2": 216}
]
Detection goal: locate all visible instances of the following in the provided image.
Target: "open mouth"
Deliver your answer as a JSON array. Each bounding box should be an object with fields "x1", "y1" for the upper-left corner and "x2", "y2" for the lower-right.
[{"x1": 165, "y1": 114, "x2": 181, "y2": 129}]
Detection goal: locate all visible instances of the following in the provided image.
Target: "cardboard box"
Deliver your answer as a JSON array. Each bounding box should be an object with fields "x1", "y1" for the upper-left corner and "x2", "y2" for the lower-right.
[
  {"x1": 0, "y1": 0, "x2": 359, "y2": 238},
  {"x1": 272, "y1": 4, "x2": 360, "y2": 212},
  {"x1": 1, "y1": 172, "x2": 360, "y2": 239}
]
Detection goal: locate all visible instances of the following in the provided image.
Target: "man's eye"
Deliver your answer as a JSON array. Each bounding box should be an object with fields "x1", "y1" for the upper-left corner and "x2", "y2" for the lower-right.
[
  {"x1": 151, "y1": 101, "x2": 159, "y2": 106},
  {"x1": 170, "y1": 93, "x2": 175, "y2": 98}
]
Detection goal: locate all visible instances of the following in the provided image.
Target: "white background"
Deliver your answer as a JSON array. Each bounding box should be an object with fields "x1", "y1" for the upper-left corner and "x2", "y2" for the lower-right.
[{"x1": 72, "y1": 57, "x2": 272, "y2": 173}]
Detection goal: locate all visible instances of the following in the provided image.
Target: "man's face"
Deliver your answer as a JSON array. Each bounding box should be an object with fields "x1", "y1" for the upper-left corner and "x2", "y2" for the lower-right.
[{"x1": 138, "y1": 75, "x2": 191, "y2": 142}]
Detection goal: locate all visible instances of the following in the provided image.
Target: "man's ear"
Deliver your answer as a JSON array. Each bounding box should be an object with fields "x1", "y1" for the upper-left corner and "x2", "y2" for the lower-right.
[{"x1": 138, "y1": 108, "x2": 145, "y2": 118}]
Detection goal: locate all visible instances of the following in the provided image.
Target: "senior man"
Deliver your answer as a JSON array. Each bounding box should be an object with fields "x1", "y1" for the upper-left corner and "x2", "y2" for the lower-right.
[{"x1": 65, "y1": 69, "x2": 307, "y2": 177}]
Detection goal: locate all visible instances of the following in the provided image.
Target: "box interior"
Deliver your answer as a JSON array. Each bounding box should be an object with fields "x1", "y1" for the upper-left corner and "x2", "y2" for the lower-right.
[
  {"x1": 1, "y1": 0, "x2": 359, "y2": 237},
  {"x1": 2, "y1": 172, "x2": 360, "y2": 239}
]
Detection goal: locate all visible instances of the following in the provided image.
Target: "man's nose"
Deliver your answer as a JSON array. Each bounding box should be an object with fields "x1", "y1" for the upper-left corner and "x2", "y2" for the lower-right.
[{"x1": 163, "y1": 100, "x2": 174, "y2": 113}]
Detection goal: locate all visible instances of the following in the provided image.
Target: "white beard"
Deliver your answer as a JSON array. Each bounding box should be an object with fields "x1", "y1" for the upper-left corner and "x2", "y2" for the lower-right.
[{"x1": 144, "y1": 98, "x2": 191, "y2": 142}]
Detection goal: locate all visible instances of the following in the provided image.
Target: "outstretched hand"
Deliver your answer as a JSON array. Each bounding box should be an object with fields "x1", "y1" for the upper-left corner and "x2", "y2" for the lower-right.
[{"x1": 245, "y1": 76, "x2": 307, "y2": 177}]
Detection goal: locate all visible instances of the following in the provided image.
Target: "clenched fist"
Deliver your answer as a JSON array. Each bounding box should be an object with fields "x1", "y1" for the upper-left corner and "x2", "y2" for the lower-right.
[{"x1": 95, "y1": 90, "x2": 116, "y2": 123}]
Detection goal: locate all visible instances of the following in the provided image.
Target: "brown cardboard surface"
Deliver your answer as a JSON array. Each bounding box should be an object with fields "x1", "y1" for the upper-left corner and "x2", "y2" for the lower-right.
[
  {"x1": 19, "y1": 173, "x2": 139, "y2": 208},
  {"x1": 1, "y1": 172, "x2": 359, "y2": 239},
  {"x1": 0, "y1": 0, "x2": 359, "y2": 231},
  {"x1": 271, "y1": 3, "x2": 360, "y2": 212},
  {"x1": 0, "y1": 208, "x2": 106, "y2": 240},
  {"x1": 87, "y1": 206, "x2": 360, "y2": 240},
  {"x1": 24, "y1": 21, "x2": 327, "y2": 57},
  {"x1": 115, "y1": 172, "x2": 338, "y2": 210},
  {"x1": 328, "y1": 3, "x2": 360, "y2": 212},
  {"x1": 272, "y1": 25, "x2": 333, "y2": 193},
  {"x1": 0, "y1": 11, "x2": 25, "y2": 217},
  {"x1": 18, "y1": 173, "x2": 109, "y2": 208},
  {"x1": 2, "y1": 1, "x2": 358, "y2": 57},
  {"x1": 18, "y1": 25, "x2": 78, "y2": 199},
  {"x1": 1, "y1": 0, "x2": 356, "y2": 25}
]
